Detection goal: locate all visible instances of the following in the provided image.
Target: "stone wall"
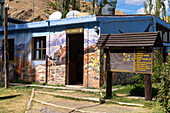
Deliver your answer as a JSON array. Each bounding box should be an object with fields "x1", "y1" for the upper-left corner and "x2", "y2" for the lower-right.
[{"x1": 48, "y1": 64, "x2": 66, "y2": 85}]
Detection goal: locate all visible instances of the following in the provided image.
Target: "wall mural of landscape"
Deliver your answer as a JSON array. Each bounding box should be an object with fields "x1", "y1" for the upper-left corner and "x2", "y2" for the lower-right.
[
  {"x1": 83, "y1": 29, "x2": 100, "y2": 88},
  {"x1": 0, "y1": 28, "x2": 101, "y2": 88}
]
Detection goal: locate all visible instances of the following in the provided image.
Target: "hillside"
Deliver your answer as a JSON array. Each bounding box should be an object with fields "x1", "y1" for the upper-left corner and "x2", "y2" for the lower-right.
[{"x1": 5, "y1": 0, "x2": 126, "y2": 22}]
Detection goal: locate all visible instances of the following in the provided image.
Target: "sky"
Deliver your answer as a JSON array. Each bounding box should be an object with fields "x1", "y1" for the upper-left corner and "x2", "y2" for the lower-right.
[
  {"x1": 116, "y1": 0, "x2": 169, "y2": 16},
  {"x1": 85, "y1": 0, "x2": 170, "y2": 16}
]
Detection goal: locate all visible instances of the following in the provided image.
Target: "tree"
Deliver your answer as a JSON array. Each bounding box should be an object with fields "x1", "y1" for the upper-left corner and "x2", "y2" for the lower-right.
[
  {"x1": 144, "y1": 0, "x2": 166, "y2": 21},
  {"x1": 155, "y1": 0, "x2": 166, "y2": 20},
  {"x1": 154, "y1": 50, "x2": 170, "y2": 113},
  {"x1": 144, "y1": 0, "x2": 153, "y2": 14},
  {"x1": 155, "y1": 0, "x2": 161, "y2": 17},
  {"x1": 48, "y1": 0, "x2": 72, "y2": 18},
  {"x1": 161, "y1": 0, "x2": 166, "y2": 21},
  {"x1": 92, "y1": 0, "x2": 99, "y2": 14},
  {"x1": 93, "y1": 0, "x2": 95, "y2": 14},
  {"x1": 73, "y1": 0, "x2": 77, "y2": 10}
]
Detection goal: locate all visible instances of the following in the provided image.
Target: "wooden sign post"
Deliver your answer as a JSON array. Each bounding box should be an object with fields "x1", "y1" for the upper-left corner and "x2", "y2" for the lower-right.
[
  {"x1": 4, "y1": 5, "x2": 9, "y2": 88},
  {"x1": 144, "y1": 74, "x2": 152, "y2": 101},
  {"x1": 106, "y1": 71, "x2": 112, "y2": 98},
  {"x1": 97, "y1": 32, "x2": 163, "y2": 101}
]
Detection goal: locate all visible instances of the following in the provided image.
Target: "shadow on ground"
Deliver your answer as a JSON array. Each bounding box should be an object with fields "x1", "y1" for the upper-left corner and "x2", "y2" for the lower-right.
[{"x1": 0, "y1": 94, "x2": 20, "y2": 100}]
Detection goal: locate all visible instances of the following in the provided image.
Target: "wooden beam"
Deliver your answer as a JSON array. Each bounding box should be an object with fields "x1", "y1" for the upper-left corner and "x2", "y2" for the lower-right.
[
  {"x1": 4, "y1": 5, "x2": 9, "y2": 88},
  {"x1": 144, "y1": 74, "x2": 152, "y2": 101},
  {"x1": 27, "y1": 88, "x2": 35, "y2": 110},
  {"x1": 106, "y1": 71, "x2": 112, "y2": 98},
  {"x1": 45, "y1": 55, "x2": 48, "y2": 84}
]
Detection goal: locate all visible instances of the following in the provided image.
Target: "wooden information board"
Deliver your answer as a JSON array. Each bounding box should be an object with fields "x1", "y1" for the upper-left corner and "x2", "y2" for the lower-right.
[{"x1": 104, "y1": 49, "x2": 153, "y2": 74}]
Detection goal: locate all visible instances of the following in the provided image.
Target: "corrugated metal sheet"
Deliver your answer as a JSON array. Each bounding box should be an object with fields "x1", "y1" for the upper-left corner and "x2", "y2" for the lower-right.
[{"x1": 96, "y1": 32, "x2": 163, "y2": 47}]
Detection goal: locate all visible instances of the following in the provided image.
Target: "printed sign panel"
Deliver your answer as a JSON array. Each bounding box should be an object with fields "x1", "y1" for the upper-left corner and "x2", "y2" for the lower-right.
[
  {"x1": 104, "y1": 49, "x2": 153, "y2": 74},
  {"x1": 66, "y1": 28, "x2": 83, "y2": 34},
  {"x1": 134, "y1": 49, "x2": 152, "y2": 73}
]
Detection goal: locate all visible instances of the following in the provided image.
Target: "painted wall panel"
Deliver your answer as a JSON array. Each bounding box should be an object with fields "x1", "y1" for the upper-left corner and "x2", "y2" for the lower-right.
[{"x1": 84, "y1": 28, "x2": 100, "y2": 88}]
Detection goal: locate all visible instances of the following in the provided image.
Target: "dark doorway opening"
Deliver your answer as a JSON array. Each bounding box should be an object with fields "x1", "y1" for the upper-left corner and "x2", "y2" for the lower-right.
[{"x1": 67, "y1": 34, "x2": 84, "y2": 85}]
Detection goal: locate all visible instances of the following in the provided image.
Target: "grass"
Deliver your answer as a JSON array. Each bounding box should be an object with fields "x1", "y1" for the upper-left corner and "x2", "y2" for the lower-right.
[
  {"x1": 0, "y1": 83, "x2": 163, "y2": 112},
  {"x1": 0, "y1": 85, "x2": 32, "y2": 113},
  {"x1": 102, "y1": 84, "x2": 125, "y2": 89},
  {"x1": 0, "y1": 84, "x2": 62, "y2": 113},
  {"x1": 112, "y1": 84, "x2": 158, "y2": 97},
  {"x1": 101, "y1": 84, "x2": 164, "y2": 112}
]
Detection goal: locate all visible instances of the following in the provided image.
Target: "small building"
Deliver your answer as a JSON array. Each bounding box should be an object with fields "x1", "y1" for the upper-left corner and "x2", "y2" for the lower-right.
[{"x1": 0, "y1": 15, "x2": 169, "y2": 88}]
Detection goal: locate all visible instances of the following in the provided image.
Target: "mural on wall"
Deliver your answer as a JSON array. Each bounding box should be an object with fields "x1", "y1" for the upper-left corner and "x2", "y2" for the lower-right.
[
  {"x1": 0, "y1": 28, "x2": 100, "y2": 87},
  {"x1": 27, "y1": 31, "x2": 67, "y2": 84},
  {"x1": 46, "y1": 32, "x2": 66, "y2": 85},
  {"x1": 84, "y1": 29, "x2": 100, "y2": 88},
  {"x1": 15, "y1": 33, "x2": 34, "y2": 82},
  {"x1": 0, "y1": 39, "x2": 3, "y2": 81},
  {"x1": 0, "y1": 31, "x2": 67, "y2": 85}
]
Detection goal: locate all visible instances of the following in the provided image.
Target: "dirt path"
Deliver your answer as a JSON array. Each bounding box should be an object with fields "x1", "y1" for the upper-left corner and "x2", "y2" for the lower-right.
[{"x1": 27, "y1": 92, "x2": 151, "y2": 113}]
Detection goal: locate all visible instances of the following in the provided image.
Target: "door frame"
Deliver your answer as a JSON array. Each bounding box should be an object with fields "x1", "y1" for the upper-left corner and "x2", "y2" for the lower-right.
[{"x1": 65, "y1": 28, "x2": 84, "y2": 85}]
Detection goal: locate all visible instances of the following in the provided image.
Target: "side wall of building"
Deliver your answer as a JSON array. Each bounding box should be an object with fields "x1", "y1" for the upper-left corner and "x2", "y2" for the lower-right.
[{"x1": 0, "y1": 22, "x2": 101, "y2": 88}]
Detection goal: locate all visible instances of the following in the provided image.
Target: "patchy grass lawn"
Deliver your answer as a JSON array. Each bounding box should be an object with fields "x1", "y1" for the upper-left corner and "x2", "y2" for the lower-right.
[
  {"x1": 0, "y1": 85, "x2": 32, "y2": 113},
  {"x1": 0, "y1": 85, "x2": 52, "y2": 113},
  {"x1": 0, "y1": 83, "x2": 164, "y2": 113},
  {"x1": 0, "y1": 84, "x2": 98, "y2": 113}
]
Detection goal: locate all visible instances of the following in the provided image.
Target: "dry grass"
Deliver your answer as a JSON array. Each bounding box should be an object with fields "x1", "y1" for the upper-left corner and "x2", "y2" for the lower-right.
[{"x1": 0, "y1": 85, "x2": 32, "y2": 113}]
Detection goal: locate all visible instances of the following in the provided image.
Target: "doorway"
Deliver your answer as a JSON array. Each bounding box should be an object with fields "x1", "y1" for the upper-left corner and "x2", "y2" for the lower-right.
[{"x1": 67, "y1": 34, "x2": 84, "y2": 85}]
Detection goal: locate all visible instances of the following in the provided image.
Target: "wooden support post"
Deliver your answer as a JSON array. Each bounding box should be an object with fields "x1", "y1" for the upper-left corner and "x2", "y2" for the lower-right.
[
  {"x1": 106, "y1": 71, "x2": 112, "y2": 99},
  {"x1": 144, "y1": 74, "x2": 152, "y2": 101},
  {"x1": 4, "y1": 5, "x2": 9, "y2": 88}
]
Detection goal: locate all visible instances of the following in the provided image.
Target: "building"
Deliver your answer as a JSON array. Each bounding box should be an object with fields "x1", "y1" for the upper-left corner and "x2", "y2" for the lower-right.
[{"x1": 0, "y1": 15, "x2": 169, "y2": 88}]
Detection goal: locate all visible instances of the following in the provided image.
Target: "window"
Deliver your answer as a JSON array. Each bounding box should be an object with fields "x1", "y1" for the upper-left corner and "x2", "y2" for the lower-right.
[
  {"x1": 2, "y1": 39, "x2": 14, "y2": 61},
  {"x1": 8, "y1": 39, "x2": 14, "y2": 60},
  {"x1": 33, "y1": 37, "x2": 46, "y2": 60}
]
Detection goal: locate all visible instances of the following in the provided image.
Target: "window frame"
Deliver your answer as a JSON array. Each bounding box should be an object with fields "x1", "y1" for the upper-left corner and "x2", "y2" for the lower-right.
[
  {"x1": 32, "y1": 36, "x2": 46, "y2": 60},
  {"x1": 2, "y1": 38, "x2": 14, "y2": 61}
]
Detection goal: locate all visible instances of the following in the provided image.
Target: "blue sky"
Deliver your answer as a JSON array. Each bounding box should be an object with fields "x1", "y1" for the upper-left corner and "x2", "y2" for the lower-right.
[
  {"x1": 116, "y1": 0, "x2": 169, "y2": 16},
  {"x1": 116, "y1": 0, "x2": 146, "y2": 14},
  {"x1": 85, "y1": 0, "x2": 170, "y2": 16}
]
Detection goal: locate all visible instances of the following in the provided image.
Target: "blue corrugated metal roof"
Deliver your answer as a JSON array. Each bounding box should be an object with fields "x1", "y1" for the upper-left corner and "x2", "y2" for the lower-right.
[{"x1": 0, "y1": 15, "x2": 97, "y2": 31}]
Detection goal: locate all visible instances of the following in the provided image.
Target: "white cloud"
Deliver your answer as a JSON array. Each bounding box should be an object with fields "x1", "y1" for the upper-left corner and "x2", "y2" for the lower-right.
[
  {"x1": 125, "y1": 0, "x2": 146, "y2": 6},
  {"x1": 165, "y1": 0, "x2": 169, "y2": 10},
  {"x1": 137, "y1": 7, "x2": 145, "y2": 14},
  {"x1": 117, "y1": 8, "x2": 136, "y2": 13},
  {"x1": 136, "y1": 0, "x2": 169, "y2": 15}
]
